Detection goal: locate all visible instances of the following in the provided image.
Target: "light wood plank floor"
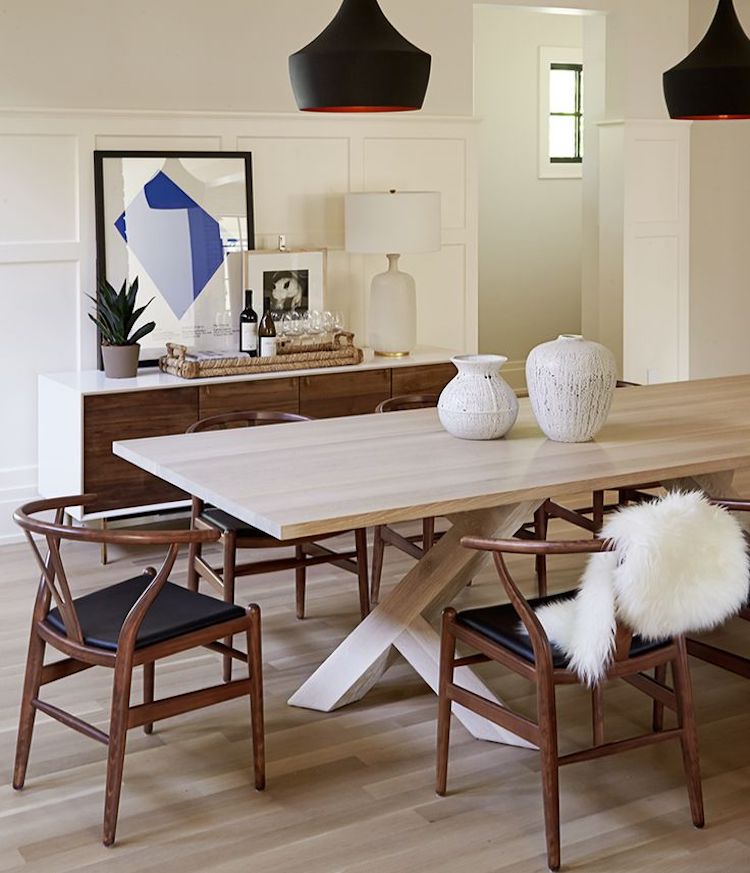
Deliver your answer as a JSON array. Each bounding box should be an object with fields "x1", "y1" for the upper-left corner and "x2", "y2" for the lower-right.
[{"x1": 1, "y1": 485, "x2": 749, "y2": 871}]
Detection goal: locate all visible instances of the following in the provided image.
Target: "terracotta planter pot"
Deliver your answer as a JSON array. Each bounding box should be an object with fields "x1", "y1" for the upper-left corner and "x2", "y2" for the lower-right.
[{"x1": 101, "y1": 344, "x2": 140, "y2": 379}]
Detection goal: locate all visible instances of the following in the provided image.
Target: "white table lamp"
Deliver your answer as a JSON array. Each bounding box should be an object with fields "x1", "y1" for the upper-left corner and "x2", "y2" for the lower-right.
[{"x1": 345, "y1": 191, "x2": 441, "y2": 357}]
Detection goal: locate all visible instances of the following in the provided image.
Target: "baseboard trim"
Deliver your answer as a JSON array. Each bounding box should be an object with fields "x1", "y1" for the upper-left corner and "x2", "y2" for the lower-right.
[{"x1": 0, "y1": 469, "x2": 38, "y2": 545}]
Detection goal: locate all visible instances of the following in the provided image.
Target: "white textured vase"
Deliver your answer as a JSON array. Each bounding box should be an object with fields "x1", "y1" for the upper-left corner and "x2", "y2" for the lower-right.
[
  {"x1": 526, "y1": 334, "x2": 617, "y2": 443},
  {"x1": 438, "y1": 355, "x2": 519, "y2": 441}
]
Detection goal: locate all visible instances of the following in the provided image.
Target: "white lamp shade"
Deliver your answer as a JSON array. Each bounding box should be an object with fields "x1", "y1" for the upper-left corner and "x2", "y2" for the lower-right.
[{"x1": 345, "y1": 191, "x2": 441, "y2": 254}]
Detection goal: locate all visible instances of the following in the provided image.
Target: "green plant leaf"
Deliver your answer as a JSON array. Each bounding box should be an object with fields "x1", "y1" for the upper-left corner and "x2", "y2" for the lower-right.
[
  {"x1": 125, "y1": 297, "x2": 155, "y2": 335},
  {"x1": 88, "y1": 313, "x2": 118, "y2": 345},
  {"x1": 91, "y1": 307, "x2": 118, "y2": 340},
  {"x1": 126, "y1": 276, "x2": 139, "y2": 310},
  {"x1": 129, "y1": 321, "x2": 156, "y2": 345}
]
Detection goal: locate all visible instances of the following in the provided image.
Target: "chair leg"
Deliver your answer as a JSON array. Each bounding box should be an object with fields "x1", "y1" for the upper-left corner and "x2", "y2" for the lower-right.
[
  {"x1": 13, "y1": 630, "x2": 47, "y2": 790},
  {"x1": 103, "y1": 658, "x2": 134, "y2": 847},
  {"x1": 100, "y1": 518, "x2": 108, "y2": 566},
  {"x1": 653, "y1": 664, "x2": 667, "y2": 732},
  {"x1": 592, "y1": 490, "x2": 605, "y2": 531},
  {"x1": 672, "y1": 638, "x2": 705, "y2": 829},
  {"x1": 436, "y1": 609, "x2": 457, "y2": 797},
  {"x1": 246, "y1": 605, "x2": 266, "y2": 791},
  {"x1": 534, "y1": 505, "x2": 549, "y2": 597},
  {"x1": 187, "y1": 497, "x2": 205, "y2": 591},
  {"x1": 295, "y1": 545, "x2": 306, "y2": 620},
  {"x1": 187, "y1": 497, "x2": 202, "y2": 593},
  {"x1": 423, "y1": 517, "x2": 436, "y2": 551},
  {"x1": 143, "y1": 662, "x2": 155, "y2": 735},
  {"x1": 187, "y1": 539, "x2": 202, "y2": 592},
  {"x1": 222, "y1": 534, "x2": 237, "y2": 683},
  {"x1": 370, "y1": 525, "x2": 386, "y2": 606},
  {"x1": 591, "y1": 684, "x2": 605, "y2": 747},
  {"x1": 537, "y1": 677, "x2": 561, "y2": 871},
  {"x1": 355, "y1": 529, "x2": 370, "y2": 620}
]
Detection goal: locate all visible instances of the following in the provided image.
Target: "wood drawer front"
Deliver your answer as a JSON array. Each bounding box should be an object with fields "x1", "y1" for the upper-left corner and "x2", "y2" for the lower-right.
[
  {"x1": 391, "y1": 363, "x2": 456, "y2": 398},
  {"x1": 300, "y1": 369, "x2": 391, "y2": 418},
  {"x1": 83, "y1": 388, "x2": 199, "y2": 514},
  {"x1": 199, "y1": 378, "x2": 299, "y2": 419}
]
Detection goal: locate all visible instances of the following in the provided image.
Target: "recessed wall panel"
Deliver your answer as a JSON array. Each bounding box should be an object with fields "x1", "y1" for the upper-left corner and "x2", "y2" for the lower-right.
[
  {"x1": 238, "y1": 137, "x2": 350, "y2": 244},
  {"x1": 0, "y1": 134, "x2": 78, "y2": 243},
  {"x1": 364, "y1": 138, "x2": 465, "y2": 230},
  {"x1": 0, "y1": 261, "x2": 78, "y2": 467}
]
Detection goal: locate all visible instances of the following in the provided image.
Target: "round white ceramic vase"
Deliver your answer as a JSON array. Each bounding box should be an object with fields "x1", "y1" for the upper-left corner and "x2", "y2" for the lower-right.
[
  {"x1": 526, "y1": 334, "x2": 616, "y2": 443},
  {"x1": 438, "y1": 355, "x2": 519, "y2": 441}
]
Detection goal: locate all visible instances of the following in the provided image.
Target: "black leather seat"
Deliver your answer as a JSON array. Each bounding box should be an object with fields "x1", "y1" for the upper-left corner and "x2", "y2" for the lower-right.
[
  {"x1": 457, "y1": 591, "x2": 669, "y2": 669},
  {"x1": 45, "y1": 573, "x2": 246, "y2": 652},
  {"x1": 200, "y1": 507, "x2": 339, "y2": 543}
]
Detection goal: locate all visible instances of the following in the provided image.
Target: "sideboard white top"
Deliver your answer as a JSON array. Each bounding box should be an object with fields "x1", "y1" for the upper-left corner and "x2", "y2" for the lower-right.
[{"x1": 40, "y1": 347, "x2": 458, "y2": 396}]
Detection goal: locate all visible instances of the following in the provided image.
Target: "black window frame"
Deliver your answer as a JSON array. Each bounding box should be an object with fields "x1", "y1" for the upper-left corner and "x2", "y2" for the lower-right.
[{"x1": 549, "y1": 62, "x2": 583, "y2": 164}]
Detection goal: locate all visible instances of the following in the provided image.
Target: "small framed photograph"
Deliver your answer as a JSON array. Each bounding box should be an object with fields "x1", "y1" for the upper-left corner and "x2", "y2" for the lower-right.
[{"x1": 246, "y1": 249, "x2": 326, "y2": 316}]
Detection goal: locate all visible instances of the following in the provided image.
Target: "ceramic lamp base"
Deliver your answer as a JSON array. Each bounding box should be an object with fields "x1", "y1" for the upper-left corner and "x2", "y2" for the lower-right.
[{"x1": 368, "y1": 254, "x2": 416, "y2": 357}]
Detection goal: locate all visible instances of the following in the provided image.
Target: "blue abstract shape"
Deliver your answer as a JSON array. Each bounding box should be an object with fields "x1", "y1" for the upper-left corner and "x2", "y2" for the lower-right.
[{"x1": 114, "y1": 170, "x2": 225, "y2": 320}]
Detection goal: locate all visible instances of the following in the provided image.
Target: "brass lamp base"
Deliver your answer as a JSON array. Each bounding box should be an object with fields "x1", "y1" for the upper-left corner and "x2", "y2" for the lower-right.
[{"x1": 375, "y1": 350, "x2": 410, "y2": 358}]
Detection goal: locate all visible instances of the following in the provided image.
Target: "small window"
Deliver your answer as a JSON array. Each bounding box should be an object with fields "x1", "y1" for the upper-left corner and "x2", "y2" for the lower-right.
[
  {"x1": 539, "y1": 47, "x2": 583, "y2": 179},
  {"x1": 549, "y1": 63, "x2": 583, "y2": 163}
]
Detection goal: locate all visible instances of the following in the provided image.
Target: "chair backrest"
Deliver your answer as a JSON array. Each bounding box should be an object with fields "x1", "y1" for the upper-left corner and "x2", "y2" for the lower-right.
[
  {"x1": 13, "y1": 495, "x2": 220, "y2": 651},
  {"x1": 461, "y1": 535, "x2": 624, "y2": 670},
  {"x1": 186, "y1": 410, "x2": 310, "y2": 433},
  {"x1": 376, "y1": 394, "x2": 440, "y2": 413},
  {"x1": 465, "y1": 494, "x2": 750, "y2": 677}
]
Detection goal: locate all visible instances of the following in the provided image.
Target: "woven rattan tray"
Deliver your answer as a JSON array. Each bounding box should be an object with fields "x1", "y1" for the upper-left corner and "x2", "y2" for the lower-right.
[{"x1": 159, "y1": 332, "x2": 363, "y2": 379}]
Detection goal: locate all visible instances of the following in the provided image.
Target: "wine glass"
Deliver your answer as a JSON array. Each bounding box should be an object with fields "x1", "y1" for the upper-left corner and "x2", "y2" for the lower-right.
[
  {"x1": 307, "y1": 310, "x2": 323, "y2": 335},
  {"x1": 321, "y1": 311, "x2": 335, "y2": 334},
  {"x1": 288, "y1": 311, "x2": 303, "y2": 337}
]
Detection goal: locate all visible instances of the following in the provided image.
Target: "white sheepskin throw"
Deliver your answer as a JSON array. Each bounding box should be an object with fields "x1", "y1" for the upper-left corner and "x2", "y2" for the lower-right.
[{"x1": 531, "y1": 491, "x2": 749, "y2": 686}]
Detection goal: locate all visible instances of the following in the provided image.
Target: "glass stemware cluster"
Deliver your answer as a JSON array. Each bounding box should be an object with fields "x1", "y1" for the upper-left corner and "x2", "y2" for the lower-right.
[{"x1": 275, "y1": 310, "x2": 345, "y2": 337}]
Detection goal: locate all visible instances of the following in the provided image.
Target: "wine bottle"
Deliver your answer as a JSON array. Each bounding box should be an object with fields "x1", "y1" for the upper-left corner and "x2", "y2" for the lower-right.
[
  {"x1": 239, "y1": 289, "x2": 258, "y2": 357},
  {"x1": 258, "y1": 308, "x2": 277, "y2": 358}
]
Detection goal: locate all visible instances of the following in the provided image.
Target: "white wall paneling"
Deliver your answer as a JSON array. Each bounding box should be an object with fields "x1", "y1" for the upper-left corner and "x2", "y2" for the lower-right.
[
  {"x1": 0, "y1": 109, "x2": 477, "y2": 542},
  {"x1": 596, "y1": 120, "x2": 691, "y2": 384},
  {"x1": 622, "y1": 121, "x2": 691, "y2": 384}
]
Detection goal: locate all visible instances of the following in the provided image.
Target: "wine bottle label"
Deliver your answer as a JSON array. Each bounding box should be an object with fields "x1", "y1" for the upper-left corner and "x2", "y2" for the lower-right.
[
  {"x1": 241, "y1": 323, "x2": 257, "y2": 351},
  {"x1": 259, "y1": 337, "x2": 277, "y2": 358}
]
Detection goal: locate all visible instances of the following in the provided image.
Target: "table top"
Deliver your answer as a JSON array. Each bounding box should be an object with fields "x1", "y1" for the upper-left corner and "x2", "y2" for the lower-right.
[
  {"x1": 114, "y1": 375, "x2": 750, "y2": 540},
  {"x1": 40, "y1": 347, "x2": 456, "y2": 397}
]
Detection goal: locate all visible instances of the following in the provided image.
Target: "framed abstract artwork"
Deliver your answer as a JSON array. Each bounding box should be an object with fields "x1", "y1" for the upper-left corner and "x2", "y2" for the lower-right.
[
  {"x1": 246, "y1": 249, "x2": 326, "y2": 316},
  {"x1": 94, "y1": 151, "x2": 255, "y2": 365}
]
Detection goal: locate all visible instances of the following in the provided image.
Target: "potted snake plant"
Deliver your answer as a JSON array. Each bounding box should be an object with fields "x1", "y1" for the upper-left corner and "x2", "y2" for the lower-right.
[{"x1": 89, "y1": 278, "x2": 156, "y2": 378}]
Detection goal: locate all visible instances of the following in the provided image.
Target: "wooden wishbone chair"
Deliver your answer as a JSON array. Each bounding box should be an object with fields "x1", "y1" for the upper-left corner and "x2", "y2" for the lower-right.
[
  {"x1": 12, "y1": 495, "x2": 265, "y2": 847},
  {"x1": 186, "y1": 410, "x2": 370, "y2": 681},
  {"x1": 437, "y1": 535, "x2": 703, "y2": 872}
]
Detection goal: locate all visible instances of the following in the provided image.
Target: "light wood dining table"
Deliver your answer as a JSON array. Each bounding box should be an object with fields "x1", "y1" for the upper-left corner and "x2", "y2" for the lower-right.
[{"x1": 114, "y1": 375, "x2": 750, "y2": 748}]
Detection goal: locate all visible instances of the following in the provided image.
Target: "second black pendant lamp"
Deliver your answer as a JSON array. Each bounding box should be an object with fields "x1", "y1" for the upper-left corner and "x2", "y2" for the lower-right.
[
  {"x1": 664, "y1": 0, "x2": 750, "y2": 119},
  {"x1": 289, "y1": 0, "x2": 432, "y2": 112}
]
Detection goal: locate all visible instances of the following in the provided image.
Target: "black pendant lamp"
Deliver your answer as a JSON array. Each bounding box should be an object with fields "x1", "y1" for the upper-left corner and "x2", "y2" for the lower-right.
[
  {"x1": 289, "y1": 0, "x2": 431, "y2": 113},
  {"x1": 664, "y1": 0, "x2": 750, "y2": 119}
]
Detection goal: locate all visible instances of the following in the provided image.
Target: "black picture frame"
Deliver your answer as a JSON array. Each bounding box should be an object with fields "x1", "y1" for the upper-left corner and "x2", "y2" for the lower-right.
[{"x1": 93, "y1": 150, "x2": 255, "y2": 368}]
